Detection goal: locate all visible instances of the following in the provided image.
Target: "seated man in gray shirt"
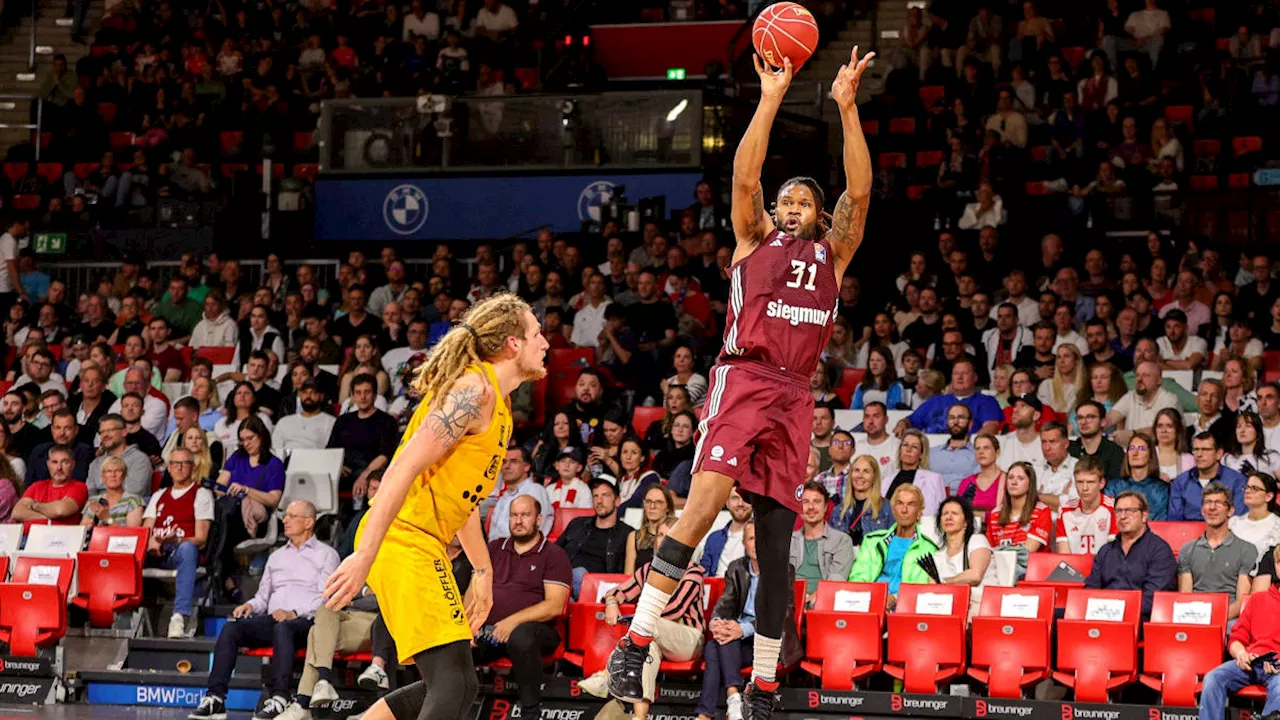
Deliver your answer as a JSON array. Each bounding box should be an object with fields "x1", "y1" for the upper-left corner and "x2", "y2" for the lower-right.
[{"x1": 1177, "y1": 481, "x2": 1257, "y2": 624}]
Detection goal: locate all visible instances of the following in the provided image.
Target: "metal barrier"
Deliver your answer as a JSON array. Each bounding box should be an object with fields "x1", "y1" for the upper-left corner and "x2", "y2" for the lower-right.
[{"x1": 0, "y1": 94, "x2": 42, "y2": 160}]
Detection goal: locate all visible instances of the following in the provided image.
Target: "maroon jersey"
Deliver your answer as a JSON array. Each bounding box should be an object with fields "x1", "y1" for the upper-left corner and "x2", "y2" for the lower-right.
[{"x1": 720, "y1": 229, "x2": 839, "y2": 377}]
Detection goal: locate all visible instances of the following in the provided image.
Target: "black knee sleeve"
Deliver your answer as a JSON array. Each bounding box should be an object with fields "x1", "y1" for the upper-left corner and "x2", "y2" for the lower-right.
[
  {"x1": 652, "y1": 537, "x2": 696, "y2": 581},
  {"x1": 750, "y1": 494, "x2": 798, "y2": 639},
  {"x1": 381, "y1": 641, "x2": 479, "y2": 720}
]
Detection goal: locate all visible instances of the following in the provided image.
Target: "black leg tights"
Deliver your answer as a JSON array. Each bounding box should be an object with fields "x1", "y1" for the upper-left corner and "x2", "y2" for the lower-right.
[
  {"x1": 381, "y1": 640, "x2": 479, "y2": 720},
  {"x1": 749, "y1": 493, "x2": 797, "y2": 640}
]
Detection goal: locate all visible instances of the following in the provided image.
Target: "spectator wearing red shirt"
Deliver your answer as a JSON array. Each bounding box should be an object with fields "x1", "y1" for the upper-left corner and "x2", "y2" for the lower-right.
[
  {"x1": 10, "y1": 445, "x2": 88, "y2": 532},
  {"x1": 1001, "y1": 368, "x2": 1061, "y2": 430},
  {"x1": 146, "y1": 317, "x2": 187, "y2": 382},
  {"x1": 331, "y1": 36, "x2": 358, "y2": 69},
  {"x1": 668, "y1": 265, "x2": 713, "y2": 340},
  {"x1": 985, "y1": 461, "x2": 1051, "y2": 578},
  {"x1": 1055, "y1": 457, "x2": 1117, "y2": 555}
]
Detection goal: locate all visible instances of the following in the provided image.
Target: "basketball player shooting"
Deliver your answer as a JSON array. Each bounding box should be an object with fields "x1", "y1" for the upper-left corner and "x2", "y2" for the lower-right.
[{"x1": 605, "y1": 47, "x2": 874, "y2": 719}]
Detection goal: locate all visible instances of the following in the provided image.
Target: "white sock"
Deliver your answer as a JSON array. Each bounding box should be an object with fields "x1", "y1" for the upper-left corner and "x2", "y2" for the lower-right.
[
  {"x1": 627, "y1": 584, "x2": 672, "y2": 640},
  {"x1": 751, "y1": 634, "x2": 782, "y2": 685}
]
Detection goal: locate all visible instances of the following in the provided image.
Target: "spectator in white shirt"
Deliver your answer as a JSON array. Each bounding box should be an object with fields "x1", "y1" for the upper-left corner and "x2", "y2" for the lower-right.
[
  {"x1": 546, "y1": 447, "x2": 592, "y2": 510},
  {"x1": 401, "y1": 0, "x2": 440, "y2": 42},
  {"x1": 273, "y1": 381, "x2": 337, "y2": 453},
  {"x1": 1055, "y1": 457, "x2": 1116, "y2": 555},
  {"x1": 1231, "y1": 471, "x2": 1280, "y2": 569},
  {"x1": 188, "y1": 290, "x2": 239, "y2": 349},
  {"x1": 382, "y1": 320, "x2": 428, "y2": 392},
  {"x1": 570, "y1": 273, "x2": 611, "y2": 348},
  {"x1": 1105, "y1": 361, "x2": 1181, "y2": 444},
  {"x1": 1214, "y1": 318, "x2": 1266, "y2": 372},
  {"x1": 1124, "y1": 0, "x2": 1170, "y2": 68},
  {"x1": 1034, "y1": 421, "x2": 1078, "y2": 512},
  {"x1": 231, "y1": 305, "x2": 286, "y2": 370},
  {"x1": 489, "y1": 447, "x2": 554, "y2": 540},
  {"x1": 1157, "y1": 309, "x2": 1207, "y2": 370},
  {"x1": 474, "y1": 0, "x2": 519, "y2": 40},
  {"x1": 1000, "y1": 395, "x2": 1047, "y2": 469},
  {"x1": 957, "y1": 183, "x2": 1007, "y2": 230},
  {"x1": 982, "y1": 89, "x2": 1028, "y2": 149}
]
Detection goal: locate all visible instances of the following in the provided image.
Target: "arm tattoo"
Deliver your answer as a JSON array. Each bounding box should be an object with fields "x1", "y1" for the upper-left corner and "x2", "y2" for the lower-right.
[
  {"x1": 426, "y1": 384, "x2": 485, "y2": 447},
  {"x1": 751, "y1": 183, "x2": 765, "y2": 227},
  {"x1": 828, "y1": 191, "x2": 868, "y2": 255}
]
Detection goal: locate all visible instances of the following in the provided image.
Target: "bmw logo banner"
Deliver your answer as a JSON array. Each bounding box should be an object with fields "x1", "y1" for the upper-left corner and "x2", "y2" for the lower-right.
[{"x1": 314, "y1": 172, "x2": 702, "y2": 241}]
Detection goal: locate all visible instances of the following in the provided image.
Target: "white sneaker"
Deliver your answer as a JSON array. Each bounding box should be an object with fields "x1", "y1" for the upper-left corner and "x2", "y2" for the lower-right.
[
  {"x1": 167, "y1": 613, "x2": 187, "y2": 639},
  {"x1": 727, "y1": 691, "x2": 744, "y2": 720},
  {"x1": 275, "y1": 703, "x2": 311, "y2": 720},
  {"x1": 577, "y1": 671, "x2": 609, "y2": 698},
  {"x1": 357, "y1": 664, "x2": 388, "y2": 691},
  {"x1": 309, "y1": 679, "x2": 339, "y2": 707}
]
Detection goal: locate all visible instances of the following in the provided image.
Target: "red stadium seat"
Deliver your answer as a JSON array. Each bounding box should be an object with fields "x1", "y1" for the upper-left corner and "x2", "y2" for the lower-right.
[
  {"x1": 72, "y1": 551, "x2": 142, "y2": 627},
  {"x1": 862, "y1": 120, "x2": 879, "y2": 136},
  {"x1": 878, "y1": 153, "x2": 907, "y2": 170},
  {"x1": 194, "y1": 346, "x2": 235, "y2": 364},
  {"x1": 1149, "y1": 521, "x2": 1205, "y2": 558},
  {"x1": 1191, "y1": 175, "x2": 1220, "y2": 191},
  {"x1": 35, "y1": 162, "x2": 62, "y2": 186},
  {"x1": 801, "y1": 581, "x2": 887, "y2": 689},
  {"x1": 969, "y1": 586, "x2": 1055, "y2": 698},
  {"x1": 108, "y1": 132, "x2": 135, "y2": 151},
  {"x1": 1060, "y1": 46, "x2": 1086, "y2": 70},
  {"x1": 12, "y1": 194, "x2": 40, "y2": 211},
  {"x1": 0, "y1": 584, "x2": 66, "y2": 655},
  {"x1": 885, "y1": 584, "x2": 969, "y2": 693},
  {"x1": 1215, "y1": 38, "x2": 1231, "y2": 52},
  {"x1": 833, "y1": 368, "x2": 865, "y2": 407},
  {"x1": 548, "y1": 348, "x2": 595, "y2": 373},
  {"x1": 1053, "y1": 588, "x2": 1142, "y2": 701},
  {"x1": 889, "y1": 117, "x2": 916, "y2": 135},
  {"x1": 1020, "y1": 552, "x2": 1093, "y2": 609},
  {"x1": 0, "y1": 556, "x2": 7, "y2": 580},
  {"x1": 12, "y1": 555, "x2": 74, "y2": 602},
  {"x1": 918, "y1": 85, "x2": 946, "y2": 109},
  {"x1": 257, "y1": 163, "x2": 285, "y2": 180},
  {"x1": 293, "y1": 131, "x2": 314, "y2": 155},
  {"x1": 220, "y1": 131, "x2": 244, "y2": 157},
  {"x1": 1188, "y1": 8, "x2": 1214, "y2": 24},
  {"x1": 294, "y1": 163, "x2": 320, "y2": 182},
  {"x1": 548, "y1": 507, "x2": 593, "y2": 542},
  {"x1": 1233, "y1": 136, "x2": 1263, "y2": 157},
  {"x1": 565, "y1": 573, "x2": 632, "y2": 657},
  {"x1": 73, "y1": 162, "x2": 99, "y2": 180},
  {"x1": 906, "y1": 185, "x2": 930, "y2": 200},
  {"x1": 1030, "y1": 146, "x2": 1049, "y2": 163},
  {"x1": 97, "y1": 102, "x2": 117, "y2": 124},
  {"x1": 514, "y1": 68, "x2": 539, "y2": 90},
  {"x1": 702, "y1": 577, "x2": 726, "y2": 627},
  {"x1": 88, "y1": 526, "x2": 148, "y2": 572},
  {"x1": 631, "y1": 406, "x2": 665, "y2": 438},
  {"x1": 1139, "y1": 591, "x2": 1230, "y2": 706},
  {"x1": 220, "y1": 163, "x2": 248, "y2": 179},
  {"x1": 1229, "y1": 173, "x2": 1251, "y2": 189},
  {"x1": 1164, "y1": 105, "x2": 1194, "y2": 130},
  {"x1": 915, "y1": 150, "x2": 943, "y2": 168},
  {"x1": 2, "y1": 163, "x2": 28, "y2": 184},
  {"x1": 1025, "y1": 181, "x2": 1051, "y2": 196},
  {"x1": 48, "y1": 345, "x2": 62, "y2": 361},
  {"x1": 1266, "y1": 351, "x2": 1280, "y2": 372},
  {"x1": 1194, "y1": 139, "x2": 1221, "y2": 157}
]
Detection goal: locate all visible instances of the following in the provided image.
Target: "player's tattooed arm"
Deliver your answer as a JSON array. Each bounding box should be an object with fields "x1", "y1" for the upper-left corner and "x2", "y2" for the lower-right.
[
  {"x1": 828, "y1": 190, "x2": 869, "y2": 260},
  {"x1": 425, "y1": 381, "x2": 490, "y2": 448}
]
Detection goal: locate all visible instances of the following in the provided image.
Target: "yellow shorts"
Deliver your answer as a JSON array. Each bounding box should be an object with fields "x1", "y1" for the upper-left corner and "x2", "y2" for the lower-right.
[{"x1": 357, "y1": 517, "x2": 472, "y2": 663}]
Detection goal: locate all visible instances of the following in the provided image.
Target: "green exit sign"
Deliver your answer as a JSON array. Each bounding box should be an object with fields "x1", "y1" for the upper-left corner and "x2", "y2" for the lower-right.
[
  {"x1": 33, "y1": 232, "x2": 66, "y2": 254},
  {"x1": 666, "y1": 67, "x2": 686, "y2": 80}
]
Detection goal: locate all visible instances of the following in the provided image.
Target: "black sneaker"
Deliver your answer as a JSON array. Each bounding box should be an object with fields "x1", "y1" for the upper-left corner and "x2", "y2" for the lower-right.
[
  {"x1": 605, "y1": 635, "x2": 649, "y2": 703},
  {"x1": 742, "y1": 681, "x2": 780, "y2": 720},
  {"x1": 253, "y1": 695, "x2": 290, "y2": 720},
  {"x1": 188, "y1": 695, "x2": 227, "y2": 720}
]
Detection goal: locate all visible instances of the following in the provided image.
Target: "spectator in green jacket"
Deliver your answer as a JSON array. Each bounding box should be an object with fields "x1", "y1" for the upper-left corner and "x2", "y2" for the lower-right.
[{"x1": 848, "y1": 483, "x2": 940, "y2": 609}]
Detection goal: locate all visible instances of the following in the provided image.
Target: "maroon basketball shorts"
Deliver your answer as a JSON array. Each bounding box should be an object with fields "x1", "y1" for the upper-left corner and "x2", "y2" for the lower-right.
[{"x1": 692, "y1": 360, "x2": 815, "y2": 514}]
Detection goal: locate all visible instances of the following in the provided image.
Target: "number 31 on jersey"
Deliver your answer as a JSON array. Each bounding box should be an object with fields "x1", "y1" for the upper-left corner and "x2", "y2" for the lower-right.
[{"x1": 786, "y1": 260, "x2": 817, "y2": 291}]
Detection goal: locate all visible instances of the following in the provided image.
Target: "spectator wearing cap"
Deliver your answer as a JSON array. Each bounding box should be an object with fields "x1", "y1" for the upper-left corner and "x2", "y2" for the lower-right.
[
  {"x1": 273, "y1": 380, "x2": 337, "y2": 453},
  {"x1": 546, "y1": 446, "x2": 592, "y2": 510},
  {"x1": 999, "y1": 394, "x2": 1048, "y2": 469},
  {"x1": 189, "y1": 290, "x2": 239, "y2": 349},
  {"x1": 1169, "y1": 432, "x2": 1248, "y2": 522},
  {"x1": 489, "y1": 446, "x2": 554, "y2": 540},
  {"x1": 1085, "y1": 490, "x2": 1176, "y2": 619},
  {"x1": 1158, "y1": 309, "x2": 1207, "y2": 371},
  {"x1": 791, "y1": 481, "x2": 855, "y2": 603},
  {"x1": 894, "y1": 358, "x2": 1002, "y2": 437},
  {"x1": 557, "y1": 477, "x2": 632, "y2": 598}
]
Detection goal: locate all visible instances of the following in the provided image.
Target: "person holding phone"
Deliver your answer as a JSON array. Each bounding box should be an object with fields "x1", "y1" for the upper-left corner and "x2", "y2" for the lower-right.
[{"x1": 1200, "y1": 544, "x2": 1280, "y2": 720}]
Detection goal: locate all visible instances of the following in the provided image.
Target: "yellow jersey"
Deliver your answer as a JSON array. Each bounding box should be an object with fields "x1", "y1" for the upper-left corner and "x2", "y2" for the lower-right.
[{"x1": 379, "y1": 361, "x2": 511, "y2": 544}]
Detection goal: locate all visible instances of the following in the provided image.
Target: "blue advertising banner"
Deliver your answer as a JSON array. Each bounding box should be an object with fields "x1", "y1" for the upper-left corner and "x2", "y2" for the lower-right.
[
  {"x1": 314, "y1": 172, "x2": 703, "y2": 241},
  {"x1": 87, "y1": 683, "x2": 260, "y2": 710}
]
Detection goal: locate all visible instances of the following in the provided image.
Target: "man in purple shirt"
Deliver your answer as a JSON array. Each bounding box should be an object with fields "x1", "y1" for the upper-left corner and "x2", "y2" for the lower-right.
[{"x1": 189, "y1": 501, "x2": 340, "y2": 720}]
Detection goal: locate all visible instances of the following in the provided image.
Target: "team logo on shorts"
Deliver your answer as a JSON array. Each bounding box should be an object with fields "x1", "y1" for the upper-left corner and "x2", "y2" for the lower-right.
[
  {"x1": 434, "y1": 558, "x2": 465, "y2": 626},
  {"x1": 383, "y1": 184, "x2": 430, "y2": 235},
  {"x1": 710, "y1": 445, "x2": 724, "y2": 461}
]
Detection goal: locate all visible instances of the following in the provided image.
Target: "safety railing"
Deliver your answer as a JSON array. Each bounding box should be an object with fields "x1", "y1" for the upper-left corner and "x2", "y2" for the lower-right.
[{"x1": 0, "y1": 94, "x2": 42, "y2": 160}]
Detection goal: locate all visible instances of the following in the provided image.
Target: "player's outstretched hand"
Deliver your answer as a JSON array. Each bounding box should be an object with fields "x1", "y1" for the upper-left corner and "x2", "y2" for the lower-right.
[
  {"x1": 832, "y1": 45, "x2": 876, "y2": 110},
  {"x1": 754, "y1": 54, "x2": 794, "y2": 100},
  {"x1": 323, "y1": 551, "x2": 374, "y2": 611},
  {"x1": 464, "y1": 568, "x2": 494, "y2": 635}
]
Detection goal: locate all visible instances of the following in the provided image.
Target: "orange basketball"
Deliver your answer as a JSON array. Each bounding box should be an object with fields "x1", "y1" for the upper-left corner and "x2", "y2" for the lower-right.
[{"x1": 752, "y1": 2, "x2": 820, "y2": 71}]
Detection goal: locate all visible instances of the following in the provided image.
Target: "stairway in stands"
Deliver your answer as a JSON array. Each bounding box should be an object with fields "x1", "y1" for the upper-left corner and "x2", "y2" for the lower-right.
[{"x1": 0, "y1": 0, "x2": 101, "y2": 155}]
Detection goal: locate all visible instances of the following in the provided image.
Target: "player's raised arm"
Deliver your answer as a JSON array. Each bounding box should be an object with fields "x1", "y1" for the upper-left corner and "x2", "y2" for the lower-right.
[
  {"x1": 827, "y1": 46, "x2": 876, "y2": 277},
  {"x1": 731, "y1": 55, "x2": 792, "y2": 251},
  {"x1": 323, "y1": 373, "x2": 493, "y2": 610}
]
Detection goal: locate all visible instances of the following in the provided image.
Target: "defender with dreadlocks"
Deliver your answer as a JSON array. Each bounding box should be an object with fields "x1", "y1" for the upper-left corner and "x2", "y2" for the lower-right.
[
  {"x1": 321, "y1": 294, "x2": 549, "y2": 720},
  {"x1": 606, "y1": 47, "x2": 876, "y2": 719}
]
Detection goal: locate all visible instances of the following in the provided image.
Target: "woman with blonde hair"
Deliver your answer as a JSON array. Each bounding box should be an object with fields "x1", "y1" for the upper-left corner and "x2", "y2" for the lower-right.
[
  {"x1": 625, "y1": 484, "x2": 677, "y2": 574},
  {"x1": 1039, "y1": 344, "x2": 1085, "y2": 411},
  {"x1": 911, "y1": 368, "x2": 946, "y2": 410},
  {"x1": 829, "y1": 455, "x2": 893, "y2": 545},
  {"x1": 990, "y1": 364, "x2": 1016, "y2": 407},
  {"x1": 189, "y1": 375, "x2": 223, "y2": 430},
  {"x1": 1222, "y1": 355, "x2": 1259, "y2": 414},
  {"x1": 184, "y1": 425, "x2": 219, "y2": 486},
  {"x1": 82, "y1": 456, "x2": 145, "y2": 527},
  {"x1": 883, "y1": 429, "x2": 946, "y2": 516}
]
